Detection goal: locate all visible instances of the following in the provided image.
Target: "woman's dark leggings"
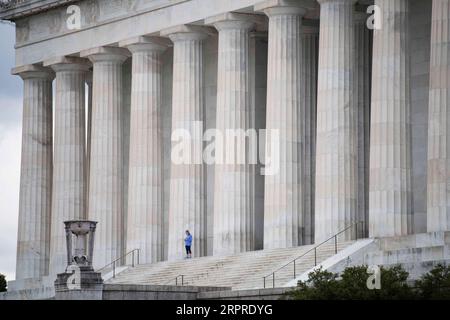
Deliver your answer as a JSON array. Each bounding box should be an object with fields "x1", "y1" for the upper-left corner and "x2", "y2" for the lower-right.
[{"x1": 185, "y1": 245, "x2": 192, "y2": 255}]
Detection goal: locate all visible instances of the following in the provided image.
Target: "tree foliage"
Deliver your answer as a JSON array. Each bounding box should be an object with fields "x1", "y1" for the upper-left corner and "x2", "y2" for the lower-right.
[
  {"x1": 288, "y1": 264, "x2": 450, "y2": 300},
  {"x1": 415, "y1": 264, "x2": 450, "y2": 300},
  {"x1": 0, "y1": 273, "x2": 6, "y2": 292}
]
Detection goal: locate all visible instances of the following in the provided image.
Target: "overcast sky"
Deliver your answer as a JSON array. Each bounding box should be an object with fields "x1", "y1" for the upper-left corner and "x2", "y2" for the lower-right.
[{"x1": 0, "y1": 22, "x2": 22, "y2": 282}]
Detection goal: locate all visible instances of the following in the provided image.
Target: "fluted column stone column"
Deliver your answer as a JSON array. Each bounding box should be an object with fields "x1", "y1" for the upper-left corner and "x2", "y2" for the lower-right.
[
  {"x1": 257, "y1": 2, "x2": 307, "y2": 249},
  {"x1": 354, "y1": 12, "x2": 372, "y2": 238},
  {"x1": 86, "y1": 71, "x2": 93, "y2": 212},
  {"x1": 80, "y1": 46, "x2": 130, "y2": 268},
  {"x1": 369, "y1": 0, "x2": 413, "y2": 237},
  {"x1": 12, "y1": 65, "x2": 54, "y2": 280},
  {"x1": 315, "y1": 0, "x2": 359, "y2": 243},
  {"x1": 206, "y1": 13, "x2": 258, "y2": 255},
  {"x1": 427, "y1": 0, "x2": 450, "y2": 232},
  {"x1": 301, "y1": 25, "x2": 319, "y2": 244},
  {"x1": 43, "y1": 57, "x2": 90, "y2": 275},
  {"x1": 120, "y1": 36, "x2": 167, "y2": 263},
  {"x1": 161, "y1": 25, "x2": 210, "y2": 260}
]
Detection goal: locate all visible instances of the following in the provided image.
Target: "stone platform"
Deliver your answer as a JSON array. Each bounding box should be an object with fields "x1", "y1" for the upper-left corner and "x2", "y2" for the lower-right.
[{"x1": 2, "y1": 232, "x2": 450, "y2": 300}]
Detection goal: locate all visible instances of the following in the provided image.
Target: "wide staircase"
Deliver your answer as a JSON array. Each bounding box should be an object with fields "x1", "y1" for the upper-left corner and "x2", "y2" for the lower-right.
[{"x1": 105, "y1": 240, "x2": 356, "y2": 290}]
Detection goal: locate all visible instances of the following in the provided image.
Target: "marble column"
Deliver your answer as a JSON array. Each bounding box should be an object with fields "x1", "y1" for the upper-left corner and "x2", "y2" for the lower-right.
[
  {"x1": 369, "y1": 0, "x2": 413, "y2": 238},
  {"x1": 354, "y1": 12, "x2": 372, "y2": 238},
  {"x1": 43, "y1": 57, "x2": 90, "y2": 276},
  {"x1": 315, "y1": 0, "x2": 359, "y2": 243},
  {"x1": 206, "y1": 13, "x2": 257, "y2": 255},
  {"x1": 12, "y1": 65, "x2": 54, "y2": 280},
  {"x1": 257, "y1": 3, "x2": 307, "y2": 249},
  {"x1": 427, "y1": 0, "x2": 450, "y2": 232},
  {"x1": 301, "y1": 25, "x2": 319, "y2": 245},
  {"x1": 120, "y1": 37, "x2": 167, "y2": 263},
  {"x1": 86, "y1": 71, "x2": 93, "y2": 213},
  {"x1": 161, "y1": 25, "x2": 209, "y2": 260},
  {"x1": 80, "y1": 46, "x2": 129, "y2": 268}
]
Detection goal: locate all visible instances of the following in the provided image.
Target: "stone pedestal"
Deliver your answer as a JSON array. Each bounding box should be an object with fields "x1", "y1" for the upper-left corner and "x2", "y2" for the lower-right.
[
  {"x1": 54, "y1": 267, "x2": 103, "y2": 300},
  {"x1": 54, "y1": 220, "x2": 102, "y2": 300}
]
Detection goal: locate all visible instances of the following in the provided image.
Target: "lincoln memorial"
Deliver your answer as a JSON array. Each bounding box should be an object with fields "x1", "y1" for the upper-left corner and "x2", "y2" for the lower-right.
[{"x1": 1, "y1": 0, "x2": 449, "y2": 298}]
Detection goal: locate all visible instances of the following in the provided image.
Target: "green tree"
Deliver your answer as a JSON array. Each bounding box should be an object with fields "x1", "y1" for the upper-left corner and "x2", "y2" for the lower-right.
[
  {"x1": 415, "y1": 264, "x2": 450, "y2": 300},
  {"x1": 288, "y1": 265, "x2": 415, "y2": 300},
  {"x1": 289, "y1": 267, "x2": 341, "y2": 300},
  {"x1": 0, "y1": 273, "x2": 6, "y2": 292}
]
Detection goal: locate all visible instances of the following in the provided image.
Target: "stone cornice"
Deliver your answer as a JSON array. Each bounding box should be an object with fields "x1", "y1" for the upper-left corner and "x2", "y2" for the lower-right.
[{"x1": 0, "y1": 0, "x2": 79, "y2": 21}]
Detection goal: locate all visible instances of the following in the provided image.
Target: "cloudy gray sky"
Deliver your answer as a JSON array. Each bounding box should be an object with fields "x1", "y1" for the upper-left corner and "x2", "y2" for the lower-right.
[{"x1": 0, "y1": 22, "x2": 22, "y2": 282}]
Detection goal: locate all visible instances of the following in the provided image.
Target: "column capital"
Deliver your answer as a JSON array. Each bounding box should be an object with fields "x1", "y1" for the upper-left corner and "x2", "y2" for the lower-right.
[
  {"x1": 43, "y1": 56, "x2": 91, "y2": 73},
  {"x1": 255, "y1": 0, "x2": 317, "y2": 17},
  {"x1": 119, "y1": 36, "x2": 170, "y2": 54},
  {"x1": 160, "y1": 24, "x2": 214, "y2": 42},
  {"x1": 11, "y1": 64, "x2": 55, "y2": 80},
  {"x1": 205, "y1": 12, "x2": 265, "y2": 31},
  {"x1": 80, "y1": 46, "x2": 130, "y2": 63}
]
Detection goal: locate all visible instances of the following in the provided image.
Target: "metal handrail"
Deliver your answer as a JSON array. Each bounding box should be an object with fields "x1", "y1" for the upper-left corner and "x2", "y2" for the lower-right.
[
  {"x1": 165, "y1": 274, "x2": 185, "y2": 286},
  {"x1": 97, "y1": 248, "x2": 140, "y2": 278},
  {"x1": 263, "y1": 221, "x2": 363, "y2": 288}
]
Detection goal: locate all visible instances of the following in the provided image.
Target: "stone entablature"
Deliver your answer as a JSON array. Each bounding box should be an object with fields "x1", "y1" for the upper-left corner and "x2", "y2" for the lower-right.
[
  {"x1": 0, "y1": 0, "x2": 79, "y2": 20},
  {"x1": 5, "y1": 0, "x2": 319, "y2": 67}
]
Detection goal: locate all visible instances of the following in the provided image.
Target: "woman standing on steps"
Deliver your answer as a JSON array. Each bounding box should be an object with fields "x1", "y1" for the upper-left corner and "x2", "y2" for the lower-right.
[{"x1": 185, "y1": 230, "x2": 192, "y2": 259}]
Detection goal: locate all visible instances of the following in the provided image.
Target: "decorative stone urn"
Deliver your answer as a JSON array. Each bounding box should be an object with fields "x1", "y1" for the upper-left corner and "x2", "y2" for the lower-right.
[
  {"x1": 54, "y1": 220, "x2": 104, "y2": 300},
  {"x1": 64, "y1": 220, "x2": 97, "y2": 270}
]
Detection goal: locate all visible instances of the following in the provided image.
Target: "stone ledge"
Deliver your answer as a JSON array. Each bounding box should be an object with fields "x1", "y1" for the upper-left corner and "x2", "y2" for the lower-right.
[
  {"x1": 197, "y1": 287, "x2": 293, "y2": 300},
  {"x1": 103, "y1": 284, "x2": 230, "y2": 293}
]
